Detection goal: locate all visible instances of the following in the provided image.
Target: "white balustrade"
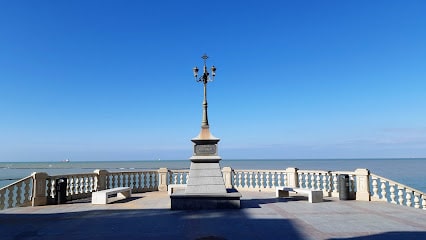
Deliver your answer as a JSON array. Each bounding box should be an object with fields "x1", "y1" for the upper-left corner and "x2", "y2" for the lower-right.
[
  {"x1": 0, "y1": 176, "x2": 33, "y2": 210},
  {"x1": 370, "y1": 173, "x2": 425, "y2": 209},
  {"x1": 106, "y1": 171, "x2": 159, "y2": 192},
  {"x1": 297, "y1": 170, "x2": 331, "y2": 196},
  {"x1": 168, "y1": 170, "x2": 189, "y2": 185},
  {"x1": 232, "y1": 170, "x2": 288, "y2": 192},
  {"x1": 2, "y1": 167, "x2": 425, "y2": 211}
]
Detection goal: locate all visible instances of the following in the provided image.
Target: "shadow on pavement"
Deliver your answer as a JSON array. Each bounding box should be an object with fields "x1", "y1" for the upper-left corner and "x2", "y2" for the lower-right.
[
  {"x1": 330, "y1": 231, "x2": 426, "y2": 240},
  {"x1": 0, "y1": 207, "x2": 304, "y2": 240}
]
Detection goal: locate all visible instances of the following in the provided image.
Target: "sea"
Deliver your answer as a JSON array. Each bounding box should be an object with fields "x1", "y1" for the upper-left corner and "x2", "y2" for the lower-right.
[{"x1": 1, "y1": 158, "x2": 425, "y2": 193}]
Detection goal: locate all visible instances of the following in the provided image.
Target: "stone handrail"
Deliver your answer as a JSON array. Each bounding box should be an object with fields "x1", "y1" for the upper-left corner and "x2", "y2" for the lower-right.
[
  {"x1": 1, "y1": 167, "x2": 424, "y2": 211},
  {"x1": 370, "y1": 173, "x2": 425, "y2": 209},
  {"x1": 46, "y1": 173, "x2": 98, "y2": 204},
  {"x1": 168, "y1": 169, "x2": 190, "y2": 185},
  {"x1": 31, "y1": 169, "x2": 160, "y2": 206},
  {"x1": 0, "y1": 175, "x2": 33, "y2": 210},
  {"x1": 105, "y1": 170, "x2": 158, "y2": 193},
  {"x1": 232, "y1": 169, "x2": 288, "y2": 192}
]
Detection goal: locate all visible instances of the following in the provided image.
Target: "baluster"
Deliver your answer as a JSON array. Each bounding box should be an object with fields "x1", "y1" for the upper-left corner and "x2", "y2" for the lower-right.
[
  {"x1": 68, "y1": 177, "x2": 74, "y2": 196},
  {"x1": 149, "y1": 172, "x2": 154, "y2": 188},
  {"x1": 49, "y1": 179, "x2": 55, "y2": 198},
  {"x1": 372, "y1": 178, "x2": 378, "y2": 198},
  {"x1": 244, "y1": 172, "x2": 249, "y2": 188},
  {"x1": 380, "y1": 181, "x2": 387, "y2": 201},
  {"x1": 265, "y1": 171, "x2": 270, "y2": 188},
  {"x1": 141, "y1": 172, "x2": 146, "y2": 189},
  {"x1": 390, "y1": 186, "x2": 396, "y2": 204},
  {"x1": 180, "y1": 173, "x2": 184, "y2": 184},
  {"x1": 252, "y1": 172, "x2": 257, "y2": 188},
  {"x1": 186, "y1": 172, "x2": 189, "y2": 184},
  {"x1": 173, "y1": 173, "x2": 178, "y2": 185},
  {"x1": 85, "y1": 176, "x2": 89, "y2": 193},
  {"x1": 77, "y1": 176, "x2": 84, "y2": 194},
  {"x1": 79, "y1": 177, "x2": 84, "y2": 194},
  {"x1": 146, "y1": 172, "x2": 150, "y2": 189},
  {"x1": 123, "y1": 174, "x2": 127, "y2": 188},
  {"x1": 121, "y1": 174, "x2": 126, "y2": 187},
  {"x1": 143, "y1": 172, "x2": 148, "y2": 190},
  {"x1": 325, "y1": 173, "x2": 331, "y2": 193},
  {"x1": 259, "y1": 172, "x2": 264, "y2": 188},
  {"x1": 406, "y1": 191, "x2": 412, "y2": 207},
  {"x1": 350, "y1": 175, "x2": 355, "y2": 192},
  {"x1": 168, "y1": 172, "x2": 173, "y2": 185},
  {"x1": 322, "y1": 173, "x2": 328, "y2": 192},
  {"x1": 24, "y1": 178, "x2": 31, "y2": 202},
  {"x1": 16, "y1": 182, "x2": 22, "y2": 205},
  {"x1": 154, "y1": 172, "x2": 159, "y2": 188},
  {"x1": 237, "y1": 172, "x2": 242, "y2": 188},
  {"x1": 316, "y1": 174, "x2": 322, "y2": 190},
  {"x1": 72, "y1": 177, "x2": 77, "y2": 196},
  {"x1": 0, "y1": 189, "x2": 5, "y2": 209},
  {"x1": 397, "y1": 188, "x2": 404, "y2": 205},
  {"x1": 89, "y1": 176, "x2": 94, "y2": 192},
  {"x1": 332, "y1": 174, "x2": 338, "y2": 194},
  {"x1": 298, "y1": 173, "x2": 303, "y2": 188},
  {"x1": 74, "y1": 176, "x2": 79, "y2": 195},
  {"x1": 414, "y1": 194, "x2": 420, "y2": 208},
  {"x1": 143, "y1": 172, "x2": 148, "y2": 189},
  {"x1": 111, "y1": 174, "x2": 116, "y2": 188},
  {"x1": 127, "y1": 173, "x2": 131, "y2": 189},
  {"x1": 283, "y1": 172, "x2": 288, "y2": 187},
  {"x1": 118, "y1": 173, "x2": 123, "y2": 187},
  {"x1": 105, "y1": 175, "x2": 109, "y2": 189},
  {"x1": 76, "y1": 176, "x2": 81, "y2": 194},
  {"x1": 131, "y1": 173, "x2": 135, "y2": 188},
  {"x1": 153, "y1": 172, "x2": 157, "y2": 189},
  {"x1": 8, "y1": 189, "x2": 14, "y2": 208},
  {"x1": 277, "y1": 172, "x2": 282, "y2": 187},
  {"x1": 305, "y1": 173, "x2": 310, "y2": 189},
  {"x1": 422, "y1": 195, "x2": 426, "y2": 210},
  {"x1": 149, "y1": 172, "x2": 153, "y2": 189},
  {"x1": 138, "y1": 172, "x2": 143, "y2": 192}
]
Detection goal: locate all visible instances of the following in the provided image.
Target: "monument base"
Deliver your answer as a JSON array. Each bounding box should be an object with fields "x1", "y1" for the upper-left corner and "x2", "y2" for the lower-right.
[{"x1": 170, "y1": 190, "x2": 241, "y2": 210}]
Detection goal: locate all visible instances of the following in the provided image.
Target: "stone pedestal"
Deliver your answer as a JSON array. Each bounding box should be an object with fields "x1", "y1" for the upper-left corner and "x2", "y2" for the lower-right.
[{"x1": 170, "y1": 126, "x2": 241, "y2": 210}]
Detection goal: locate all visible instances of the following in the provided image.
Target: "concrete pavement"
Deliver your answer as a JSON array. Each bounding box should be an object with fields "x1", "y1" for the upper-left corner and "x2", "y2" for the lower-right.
[{"x1": 1, "y1": 191, "x2": 425, "y2": 239}]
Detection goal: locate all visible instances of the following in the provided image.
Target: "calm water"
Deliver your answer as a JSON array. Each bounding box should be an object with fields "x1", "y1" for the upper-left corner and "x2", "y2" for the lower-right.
[{"x1": 1, "y1": 158, "x2": 425, "y2": 192}]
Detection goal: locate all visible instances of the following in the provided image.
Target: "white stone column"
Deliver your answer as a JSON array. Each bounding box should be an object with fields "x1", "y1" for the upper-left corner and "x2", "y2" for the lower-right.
[
  {"x1": 355, "y1": 168, "x2": 371, "y2": 201},
  {"x1": 158, "y1": 168, "x2": 169, "y2": 192},
  {"x1": 31, "y1": 172, "x2": 48, "y2": 206},
  {"x1": 285, "y1": 167, "x2": 299, "y2": 188},
  {"x1": 222, "y1": 167, "x2": 233, "y2": 189},
  {"x1": 94, "y1": 170, "x2": 108, "y2": 191}
]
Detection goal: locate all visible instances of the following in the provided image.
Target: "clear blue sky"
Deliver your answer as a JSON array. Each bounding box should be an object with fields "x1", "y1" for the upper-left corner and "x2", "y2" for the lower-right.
[{"x1": 1, "y1": 1, "x2": 425, "y2": 161}]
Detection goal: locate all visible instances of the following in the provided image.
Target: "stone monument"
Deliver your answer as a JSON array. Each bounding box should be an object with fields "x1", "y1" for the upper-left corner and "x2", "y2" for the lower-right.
[{"x1": 170, "y1": 54, "x2": 241, "y2": 210}]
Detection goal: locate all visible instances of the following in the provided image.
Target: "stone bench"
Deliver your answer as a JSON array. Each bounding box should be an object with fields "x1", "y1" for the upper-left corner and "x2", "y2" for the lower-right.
[
  {"x1": 168, "y1": 184, "x2": 187, "y2": 195},
  {"x1": 92, "y1": 187, "x2": 131, "y2": 204},
  {"x1": 276, "y1": 186, "x2": 323, "y2": 203}
]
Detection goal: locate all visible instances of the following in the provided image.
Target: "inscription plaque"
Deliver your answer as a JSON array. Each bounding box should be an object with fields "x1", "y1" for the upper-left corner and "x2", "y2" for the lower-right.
[{"x1": 194, "y1": 145, "x2": 217, "y2": 155}]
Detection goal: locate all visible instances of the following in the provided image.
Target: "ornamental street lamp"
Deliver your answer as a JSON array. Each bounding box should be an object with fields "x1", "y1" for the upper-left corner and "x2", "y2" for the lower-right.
[
  {"x1": 169, "y1": 54, "x2": 241, "y2": 210},
  {"x1": 193, "y1": 54, "x2": 216, "y2": 127}
]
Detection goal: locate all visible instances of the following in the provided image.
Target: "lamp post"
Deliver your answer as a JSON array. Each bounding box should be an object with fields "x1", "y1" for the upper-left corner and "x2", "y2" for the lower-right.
[
  {"x1": 169, "y1": 54, "x2": 241, "y2": 210},
  {"x1": 193, "y1": 54, "x2": 216, "y2": 128}
]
